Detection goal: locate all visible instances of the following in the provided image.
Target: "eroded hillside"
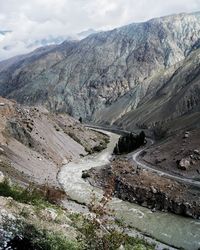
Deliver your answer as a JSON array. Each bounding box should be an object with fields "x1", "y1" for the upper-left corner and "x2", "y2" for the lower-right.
[{"x1": 0, "y1": 97, "x2": 108, "y2": 187}]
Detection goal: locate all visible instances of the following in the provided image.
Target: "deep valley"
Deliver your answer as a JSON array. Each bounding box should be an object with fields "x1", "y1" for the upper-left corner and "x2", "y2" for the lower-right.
[{"x1": 0, "y1": 10, "x2": 200, "y2": 250}]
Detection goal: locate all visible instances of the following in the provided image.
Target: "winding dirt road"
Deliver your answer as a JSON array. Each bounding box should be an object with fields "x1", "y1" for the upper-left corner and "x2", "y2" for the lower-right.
[
  {"x1": 132, "y1": 139, "x2": 200, "y2": 188},
  {"x1": 89, "y1": 124, "x2": 200, "y2": 188}
]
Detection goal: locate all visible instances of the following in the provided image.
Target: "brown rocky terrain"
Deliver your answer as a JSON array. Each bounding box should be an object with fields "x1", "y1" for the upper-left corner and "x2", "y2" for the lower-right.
[
  {"x1": 141, "y1": 128, "x2": 200, "y2": 179},
  {"x1": 85, "y1": 157, "x2": 200, "y2": 219},
  {"x1": 0, "y1": 97, "x2": 108, "y2": 188}
]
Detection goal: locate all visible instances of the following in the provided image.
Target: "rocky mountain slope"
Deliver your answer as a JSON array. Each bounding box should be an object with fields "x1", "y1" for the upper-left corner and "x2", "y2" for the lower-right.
[
  {"x1": 0, "y1": 97, "x2": 107, "y2": 187},
  {"x1": 0, "y1": 12, "x2": 200, "y2": 129},
  {"x1": 107, "y1": 47, "x2": 200, "y2": 130}
]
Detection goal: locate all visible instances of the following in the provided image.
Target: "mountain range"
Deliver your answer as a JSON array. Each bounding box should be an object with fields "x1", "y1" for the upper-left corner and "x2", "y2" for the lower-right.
[{"x1": 0, "y1": 12, "x2": 200, "y2": 131}]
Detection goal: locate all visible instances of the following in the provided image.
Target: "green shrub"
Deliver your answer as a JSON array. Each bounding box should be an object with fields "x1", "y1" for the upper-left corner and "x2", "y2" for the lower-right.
[{"x1": 0, "y1": 179, "x2": 46, "y2": 206}]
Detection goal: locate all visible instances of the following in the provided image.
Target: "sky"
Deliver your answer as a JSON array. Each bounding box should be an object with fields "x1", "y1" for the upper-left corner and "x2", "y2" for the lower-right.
[{"x1": 0, "y1": 0, "x2": 200, "y2": 60}]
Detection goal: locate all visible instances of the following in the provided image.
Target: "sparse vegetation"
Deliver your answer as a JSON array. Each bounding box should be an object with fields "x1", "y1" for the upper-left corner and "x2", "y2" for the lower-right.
[
  {"x1": 0, "y1": 179, "x2": 46, "y2": 205},
  {"x1": 0, "y1": 178, "x2": 64, "y2": 206}
]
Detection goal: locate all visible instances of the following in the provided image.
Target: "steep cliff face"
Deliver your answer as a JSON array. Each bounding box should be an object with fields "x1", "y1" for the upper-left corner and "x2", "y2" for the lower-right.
[{"x1": 0, "y1": 13, "x2": 200, "y2": 124}]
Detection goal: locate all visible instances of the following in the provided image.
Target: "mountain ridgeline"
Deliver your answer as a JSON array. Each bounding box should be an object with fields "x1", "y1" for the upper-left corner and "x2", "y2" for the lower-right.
[{"x1": 0, "y1": 12, "x2": 200, "y2": 131}]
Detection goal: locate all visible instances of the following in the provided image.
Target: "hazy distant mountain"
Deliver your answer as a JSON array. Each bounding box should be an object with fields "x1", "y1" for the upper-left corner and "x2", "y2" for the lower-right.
[
  {"x1": 0, "y1": 31, "x2": 72, "y2": 57},
  {"x1": 0, "y1": 29, "x2": 98, "y2": 60},
  {"x1": 0, "y1": 12, "x2": 200, "y2": 131},
  {"x1": 77, "y1": 29, "x2": 99, "y2": 39},
  {"x1": 27, "y1": 36, "x2": 73, "y2": 48},
  {"x1": 0, "y1": 30, "x2": 11, "y2": 36}
]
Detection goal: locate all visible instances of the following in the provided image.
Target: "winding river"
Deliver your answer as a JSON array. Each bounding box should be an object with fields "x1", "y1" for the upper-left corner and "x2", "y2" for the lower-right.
[{"x1": 58, "y1": 131, "x2": 200, "y2": 250}]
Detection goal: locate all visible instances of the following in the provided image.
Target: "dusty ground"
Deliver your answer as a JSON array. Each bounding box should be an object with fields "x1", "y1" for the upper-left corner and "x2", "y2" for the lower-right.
[
  {"x1": 141, "y1": 128, "x2": 200, "y2": 179},
  {"x1": 0, "y1": 97, "x2": 108, "y2": 188}
]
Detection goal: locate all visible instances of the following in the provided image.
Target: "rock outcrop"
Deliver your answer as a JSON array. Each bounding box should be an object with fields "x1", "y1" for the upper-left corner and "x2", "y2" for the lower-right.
[
  {"x1": 113, "y1": 47, "x2": 200, "y2": 131},
  {"x1": 86, "y1": 159, "x2": 200, "y2": 219},
  {"x1": 177, "y1": 158, "x2": 191, "y2": 170},
  {"x1": 114, "y1": 176, "x2": 200, "y2": 218}
]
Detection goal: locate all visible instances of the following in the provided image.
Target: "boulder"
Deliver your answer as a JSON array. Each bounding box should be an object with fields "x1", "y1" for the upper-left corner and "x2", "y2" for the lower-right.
[
  {"x1": 62, "y1": 159, "x2": 69, "y2": 165},
  {"x1": 178, "y1": 158, "x2": 190, "y2": 170},
  {"x1": 151, "y1": 186, "x2": 157, "y2": 194},
  {"x1": 194, "y1": 149, "x2": 200, "y2": 155}
]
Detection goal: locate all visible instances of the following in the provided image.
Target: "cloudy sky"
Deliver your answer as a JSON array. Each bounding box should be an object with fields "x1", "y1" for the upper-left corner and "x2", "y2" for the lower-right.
[{"x1": 0, "y1": 0, "x2": 200, "y2": 60}]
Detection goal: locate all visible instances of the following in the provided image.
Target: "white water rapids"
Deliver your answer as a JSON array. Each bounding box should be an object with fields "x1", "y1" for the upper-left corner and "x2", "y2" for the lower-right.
[{"x1": 58, "y1": 131, "x2": 200, "y2": 250}]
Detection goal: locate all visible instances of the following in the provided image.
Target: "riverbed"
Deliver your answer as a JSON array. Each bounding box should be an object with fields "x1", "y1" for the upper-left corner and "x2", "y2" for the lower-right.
[{"x1": 58, "y1": 131, "x2": 200, "y2": 250}]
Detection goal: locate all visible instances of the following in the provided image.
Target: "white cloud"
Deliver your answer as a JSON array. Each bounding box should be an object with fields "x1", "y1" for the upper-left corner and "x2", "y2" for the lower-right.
[{"x1": 0, "y1": 0, "x2": 200, "y2": 60}]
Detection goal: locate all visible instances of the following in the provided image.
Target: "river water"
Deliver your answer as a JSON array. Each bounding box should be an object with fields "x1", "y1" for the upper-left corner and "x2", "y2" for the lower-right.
[{"x1": 58, "y1": 131, "x2": 200, "y2": 250}]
